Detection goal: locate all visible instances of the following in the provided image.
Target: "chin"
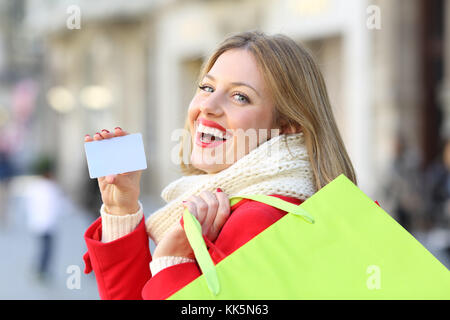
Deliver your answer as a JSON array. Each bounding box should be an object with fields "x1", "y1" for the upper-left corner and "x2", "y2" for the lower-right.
[
  {"x1": 190, "y1": 156, "x2": 229, "y2": 174},
  {"x1": 191, "y1": 163, "x2": 222, "y2": 174}
]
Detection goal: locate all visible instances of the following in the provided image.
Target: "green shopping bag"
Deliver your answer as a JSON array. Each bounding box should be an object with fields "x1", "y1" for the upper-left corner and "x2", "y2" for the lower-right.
[{"x1": 169, "y1": 174, "x2": 450, "y2": 300}]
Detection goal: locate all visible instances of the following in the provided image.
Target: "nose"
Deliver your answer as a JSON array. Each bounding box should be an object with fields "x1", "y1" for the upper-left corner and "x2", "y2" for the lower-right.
[{"x1": 199, "y1": 95, "x2": 223, "y2": 116}]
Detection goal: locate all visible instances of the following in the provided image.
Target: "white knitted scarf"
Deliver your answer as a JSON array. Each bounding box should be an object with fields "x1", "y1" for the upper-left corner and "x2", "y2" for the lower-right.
[{"x1": 145, "y1": 132, "x2": 317, "y2": 243}]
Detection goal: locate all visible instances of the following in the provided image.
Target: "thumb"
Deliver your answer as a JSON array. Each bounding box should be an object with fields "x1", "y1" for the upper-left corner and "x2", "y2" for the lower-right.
[{"x1": 105, "y1": 174, "x2": 118, "y2": 184}]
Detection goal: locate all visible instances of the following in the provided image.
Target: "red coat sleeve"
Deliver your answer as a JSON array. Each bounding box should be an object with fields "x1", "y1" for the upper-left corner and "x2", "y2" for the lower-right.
[
  {"x1": 141, "y1": 194, "x2": 303, "y2": 300},
  {"x1": 84, "y1": 216, "x2": 151, "y2": 300}
]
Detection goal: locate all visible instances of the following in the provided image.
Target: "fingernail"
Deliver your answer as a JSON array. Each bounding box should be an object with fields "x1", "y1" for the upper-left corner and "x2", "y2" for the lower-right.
[
  {"x1": 102, "y1": 129, "x2": 110, "y2": 133},
  {"x1": 95, "y1": 132, "x2": 101, "y2": 136},
  {"x1": 216, "y1": 188, "x2": 223, "y2": 192},
  {"x1": 85, "y1": 134, "x2": 90, "y2": 137},
  {"x1": 114, "y1": 127, "x2": 122, "y2": 130},
  {"x1": 182, "y1": 200, "x2": 187, "y2": 204}
]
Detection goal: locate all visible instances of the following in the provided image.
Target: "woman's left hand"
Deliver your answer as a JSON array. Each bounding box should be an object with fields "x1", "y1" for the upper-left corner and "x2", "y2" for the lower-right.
[{"x1": 152, "y1": 189, "x2": 230, "y2": 260}]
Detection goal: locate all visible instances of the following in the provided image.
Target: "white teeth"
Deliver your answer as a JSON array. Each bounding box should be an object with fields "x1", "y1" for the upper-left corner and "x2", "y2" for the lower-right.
[{"x1": 197, "y1": 123, "x2": 227, "y2": 139}]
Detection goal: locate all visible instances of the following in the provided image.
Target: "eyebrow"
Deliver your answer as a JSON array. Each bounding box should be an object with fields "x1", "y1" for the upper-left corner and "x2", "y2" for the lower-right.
[{"x1": 204, "y1": 74, "x2": 261, "y2": 97}]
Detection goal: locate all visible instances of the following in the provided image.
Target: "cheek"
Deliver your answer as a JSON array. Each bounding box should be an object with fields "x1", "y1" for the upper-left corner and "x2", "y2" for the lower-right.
[
  {"x1": 187, "y1": 99, "x2": 197, "y2": 120},
  {"x1": 232, "y1": 109, "x2": 273, "y2": 132},
  {"x1": 187, "y1": 99, "x2": 200, "y2": 131},
  {"x1": 230, "y1": 110, "x2": 275, "y2": 152}
]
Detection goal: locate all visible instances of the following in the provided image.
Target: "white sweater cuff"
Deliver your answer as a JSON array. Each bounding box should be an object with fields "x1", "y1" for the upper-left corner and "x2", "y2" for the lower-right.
[
  {"x1": 150, "y1": 256, "x2": 196, "y2": 276},
  {"x1": 100, "y1": 201, "x2": 144, "y2": 243}
]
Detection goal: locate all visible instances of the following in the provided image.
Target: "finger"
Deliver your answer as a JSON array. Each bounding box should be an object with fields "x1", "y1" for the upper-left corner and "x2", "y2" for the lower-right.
[
  {"x1": 105, "y1": 174, "x2": 117, "y2": 184},
  {"x1": 198, "y1": 191, "x2": 219, "y2": 236},
  {"x1": 84, "y1": 134, "x2": 93, "y2": 142},
  {"x1": 114, "y1": 127, "x2": 128, "y2": 137},
  {"x1": 209, "y1": 190, "x2": 231, "y2": 240},
  {"x1": 182, "y1": 200, "x2": 198, "y2": 220},
  {"x1": 98, "y1": 175, "x2": 117, "y2": 190},
  {"x1": 105, "y1": 173, "x2": 134, "y2": 188},
  {"x1": 93, "y1": 132, "x2": 104, "y2": 141},
  {"x1": 188, "y1": 195, "x2": 209, "y2": 225},
  {"x1": 99, "y1": 129, "x2": 114, "y2": 139}
]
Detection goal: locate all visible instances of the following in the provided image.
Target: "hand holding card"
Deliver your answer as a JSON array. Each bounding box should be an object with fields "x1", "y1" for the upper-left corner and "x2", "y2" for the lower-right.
[{"x1": 84, "y1": 128, "x2": 146, "y2": 216}]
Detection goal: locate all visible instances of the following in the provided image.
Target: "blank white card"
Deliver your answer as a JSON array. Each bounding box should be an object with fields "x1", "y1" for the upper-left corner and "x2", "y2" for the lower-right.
[{"x1": 84, "y1": 133, "x2": 147, "y2": 179}]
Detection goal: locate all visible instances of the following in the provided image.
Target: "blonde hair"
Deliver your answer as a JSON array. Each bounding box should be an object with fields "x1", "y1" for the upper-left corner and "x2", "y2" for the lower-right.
[{"x1": 179, "y1": 30, "x2": 357, "y2": 190}]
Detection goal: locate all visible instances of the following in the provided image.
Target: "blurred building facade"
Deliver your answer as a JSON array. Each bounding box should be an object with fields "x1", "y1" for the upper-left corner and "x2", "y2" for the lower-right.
[{"x1": 0, "y1": 0, "x2": 446, "y2": 228}]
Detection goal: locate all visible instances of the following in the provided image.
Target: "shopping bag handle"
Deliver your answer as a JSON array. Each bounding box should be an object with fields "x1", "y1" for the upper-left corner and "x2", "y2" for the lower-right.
[
  {"x1": 229, "y1": 194, "x2": 314, "y2": 224},
  {"x1": 182, "y1": 194, "x2": 314, "y2": 296}
]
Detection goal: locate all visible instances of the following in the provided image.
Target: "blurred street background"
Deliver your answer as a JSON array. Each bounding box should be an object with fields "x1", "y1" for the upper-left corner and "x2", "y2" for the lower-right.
[{"x1": 0, "y1": 0, "x2": 449, "y2": 299}]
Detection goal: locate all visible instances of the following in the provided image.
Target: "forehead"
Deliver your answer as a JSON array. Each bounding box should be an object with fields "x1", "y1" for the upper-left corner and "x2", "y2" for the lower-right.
[{"x1": 207, "y1": 49, "x2": 264, "y2": 90}]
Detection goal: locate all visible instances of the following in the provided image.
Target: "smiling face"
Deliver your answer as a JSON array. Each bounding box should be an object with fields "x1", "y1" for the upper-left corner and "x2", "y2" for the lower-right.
[{"x1": 187, "y1": 49, "x2": 279, "y2": 174}]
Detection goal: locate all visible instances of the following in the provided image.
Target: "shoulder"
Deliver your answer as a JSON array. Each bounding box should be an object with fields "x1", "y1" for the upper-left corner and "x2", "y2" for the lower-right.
[{"x1": 213, "y1": 194, "x2": 303, "y2": 258}]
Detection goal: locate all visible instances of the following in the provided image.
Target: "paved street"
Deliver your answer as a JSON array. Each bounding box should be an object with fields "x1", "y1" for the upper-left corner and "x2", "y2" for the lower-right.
[
  {"x1": 0, "y1": 186, "x2": 99, "y2": 299},
  {"x1": 0, "y1": 175, "x2": 161, "y2": 300}
]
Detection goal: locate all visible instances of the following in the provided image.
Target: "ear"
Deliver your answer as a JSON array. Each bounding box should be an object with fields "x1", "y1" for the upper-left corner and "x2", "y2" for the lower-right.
[
  {"x1": 280, "y1": 121, "x2": 302, "y2": 134},
  {"x1": 282, "y1": 126, "x2": 301, "y2": 134}
]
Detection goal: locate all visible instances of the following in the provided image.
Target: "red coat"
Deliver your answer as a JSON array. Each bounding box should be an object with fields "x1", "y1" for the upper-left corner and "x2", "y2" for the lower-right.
[{"x1": 83, "y1": 194, "x2": 303, "y2": 300}]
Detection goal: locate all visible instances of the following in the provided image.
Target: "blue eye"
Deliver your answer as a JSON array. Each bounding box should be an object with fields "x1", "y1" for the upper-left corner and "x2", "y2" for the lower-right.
[
  {"x1": 198, "y1": 84, "x2": 213, "y2": 93},
  {"x1": 233, "y1": 93, "x2": 250, "y2": 104},
  {"x1": 198, "y1": 84, "x2": 251, "y2": 104}
]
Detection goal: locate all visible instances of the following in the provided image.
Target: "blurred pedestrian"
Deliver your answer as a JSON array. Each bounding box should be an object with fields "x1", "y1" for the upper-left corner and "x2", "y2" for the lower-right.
[
  {"x1": 384, "y1": 136, "x2": 424, "y2": 231},
  {"x1": 424, "y1": 138, "x2": 450, "y2": 229},
  {"x1": 24, "y1": 155, "x2": 64, "y2": 282},
  {"x1": 0, "y1": 150, "x2": 14, "y2": 229}
]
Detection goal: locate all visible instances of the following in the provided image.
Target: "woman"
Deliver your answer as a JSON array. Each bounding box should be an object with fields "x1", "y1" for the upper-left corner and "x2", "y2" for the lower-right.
[{"x1": 83, "y1": 30, "x2": 356, "y2": 300}]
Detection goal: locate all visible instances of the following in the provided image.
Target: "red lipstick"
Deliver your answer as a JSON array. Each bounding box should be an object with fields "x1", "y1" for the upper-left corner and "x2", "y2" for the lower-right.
[
  {"x1": 195, "y1": 118, "x2": 231, "y2": 149},
  {"x1": 198, "y1": 118, "x2": 227, "y2": 133}
]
